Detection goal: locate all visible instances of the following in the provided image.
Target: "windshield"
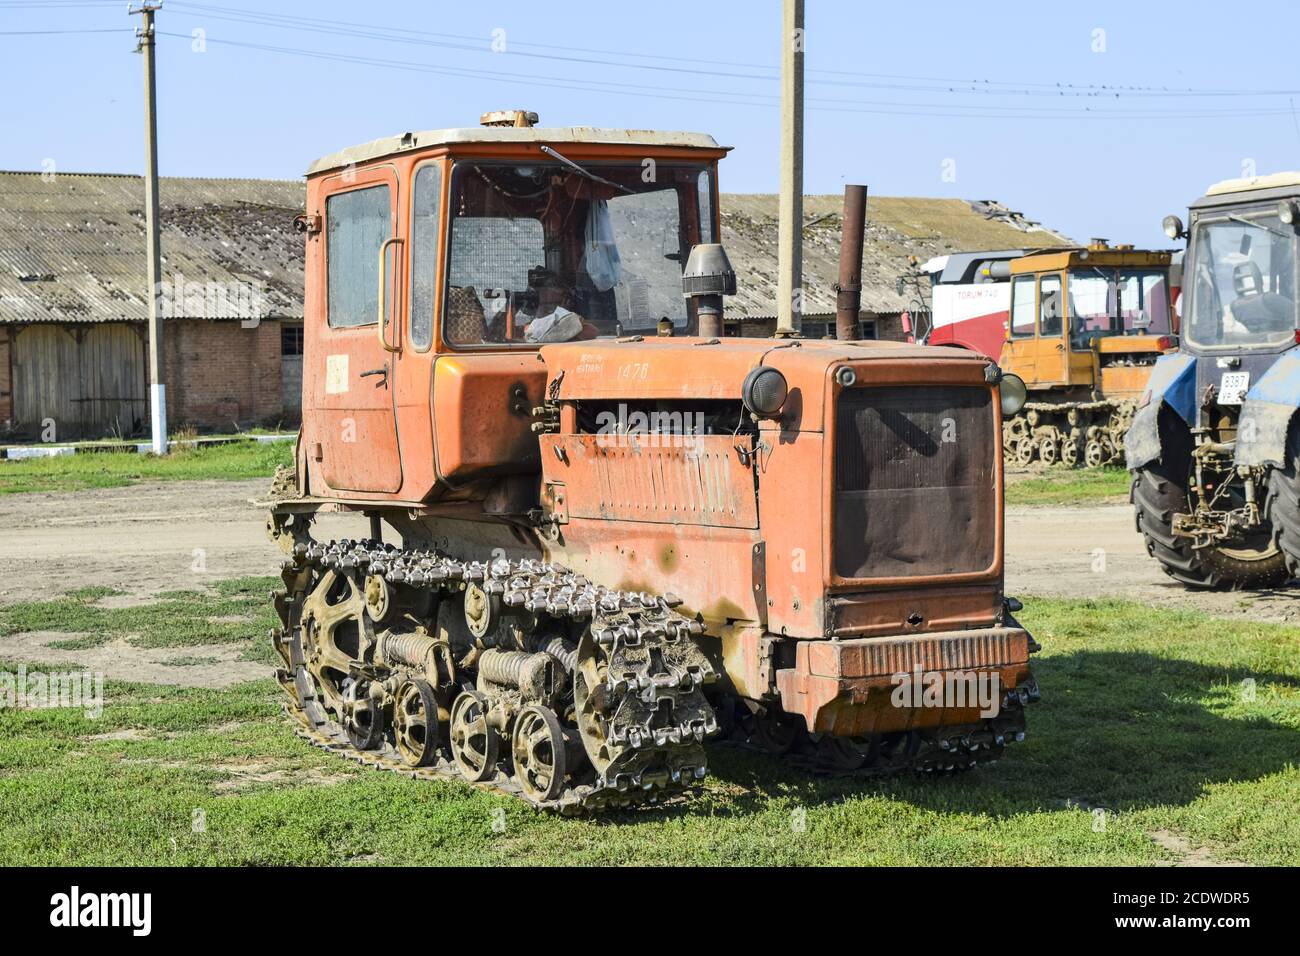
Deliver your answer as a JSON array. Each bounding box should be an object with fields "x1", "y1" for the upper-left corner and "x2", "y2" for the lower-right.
[
  {"x1": 442, "y1": 160, "x2": 714, "y2": 346},
  {"x1": 1067, "y1": 267, "x2": 1171, "y2": 347},
  {"x1": 1187, "y1": 213, "x2": 1297, "y2": 349}
]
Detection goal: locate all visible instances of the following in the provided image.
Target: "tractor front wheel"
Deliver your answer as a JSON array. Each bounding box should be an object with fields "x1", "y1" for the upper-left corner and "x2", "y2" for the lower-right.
[{"x1": 1132, "y1": 463, "x2": 1288, "y2": 591}]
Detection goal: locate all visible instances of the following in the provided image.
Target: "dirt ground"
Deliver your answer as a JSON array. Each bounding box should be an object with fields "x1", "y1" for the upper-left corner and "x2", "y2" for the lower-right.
[
  {"x1": 0, "y1": 477, "x2": 1296, "y2": 686},
  {"x1": 0, "y1": 480, "x2": 368, "y2": 605}
]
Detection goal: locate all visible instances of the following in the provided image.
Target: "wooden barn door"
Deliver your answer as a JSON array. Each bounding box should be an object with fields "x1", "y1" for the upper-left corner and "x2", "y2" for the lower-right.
[
  {"x1": 80, "y1": 325, "x2": 147, "y2": 438},
  {"x1": 13, "y1": 324, "x2": 146, "y2": 440},
  {"x1": 13, "y1": 325, "x2": 76, "y2": 439}
]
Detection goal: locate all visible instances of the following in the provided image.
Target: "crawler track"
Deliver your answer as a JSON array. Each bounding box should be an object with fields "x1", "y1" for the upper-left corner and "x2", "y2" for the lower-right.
[
  {"x1": 1004, "y1": 399, "x2": 1135, "y2": 467},
  {"x1": 269, "y1": 534, "x2": 1038, "y2": 811},
  {"x1": 272, "y1": 538, "x2": 719, "y2": 814}
]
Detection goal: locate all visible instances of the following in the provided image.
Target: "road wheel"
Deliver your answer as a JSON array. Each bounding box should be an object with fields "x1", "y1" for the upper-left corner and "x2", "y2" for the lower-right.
[
  {"x1": 1014, "y1": 436, "x2": 1036, "y2": 466},
  {"x1": 392, "y1": 678, "x2": 440, "y2": 767},
  {"x1": 1264, "y1": 417, "x2": 1300, "y2": 582},
  {"x1": 1132, "y1": 438, "x2": 1288, "y2": 590},
  {"x1": 1038, "y1": 434, "x2": 1058, "y2": 465}
]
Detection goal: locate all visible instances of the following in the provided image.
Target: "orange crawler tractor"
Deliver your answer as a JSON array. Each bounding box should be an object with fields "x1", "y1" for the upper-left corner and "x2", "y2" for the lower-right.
[{"x1": 264, "y1": 111, "x2": 1040, "y2": 812}]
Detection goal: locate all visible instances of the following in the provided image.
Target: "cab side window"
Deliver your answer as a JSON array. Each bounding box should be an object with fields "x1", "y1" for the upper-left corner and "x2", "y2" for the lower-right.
[
  {"x1": 326, "y1": 184, "x2": 390, "y2": 328},
  {"x1": 1039, "y1": 274, "x2": 1063, "y2": 337},
  {"x1": 1010, "y1": 276, "x2": 1036, "y2": 337},
  {"x1": 410, "y1": 165, "x2": 442, "y2": 350}
]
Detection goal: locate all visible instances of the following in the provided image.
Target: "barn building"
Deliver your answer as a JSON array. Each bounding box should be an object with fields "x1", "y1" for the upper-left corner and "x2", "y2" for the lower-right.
[{"x1": 0, "y1": 172, "x2": 304, "y2": 441}]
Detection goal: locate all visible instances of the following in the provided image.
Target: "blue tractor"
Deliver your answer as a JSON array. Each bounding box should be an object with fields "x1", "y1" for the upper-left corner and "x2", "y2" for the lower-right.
[{"x1": 1128, "y1": 172, "x2": 1300, "y2": 589}]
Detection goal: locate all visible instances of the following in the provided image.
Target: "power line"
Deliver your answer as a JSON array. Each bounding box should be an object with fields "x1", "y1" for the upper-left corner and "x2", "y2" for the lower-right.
[
  {"x1": 11, "y1": 3, "x2": 1299, "y2": 119},
  {"x1": 151, "y1": 30, "x2": 1300, "y2": 122},
  {"x1": 17, "y1": 0, "x2": 1300, "y2": 102},
  {"x1": 165, "y1": 0, "x2": 1300, "y2": 100},
  {"x1": 0, "y1": 28, "x2": 129, "y2": 35}
]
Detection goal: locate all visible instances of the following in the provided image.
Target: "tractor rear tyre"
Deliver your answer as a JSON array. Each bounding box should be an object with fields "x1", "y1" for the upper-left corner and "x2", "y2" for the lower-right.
[{"x1": 1264, "y1": 419, "x2": 1300, "y2": 583}]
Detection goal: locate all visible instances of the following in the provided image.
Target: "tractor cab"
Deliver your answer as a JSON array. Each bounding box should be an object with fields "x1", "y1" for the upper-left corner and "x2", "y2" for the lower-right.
[
  {"x1": 1177, "y1": 173, "x2": 1300, "y2": 371},
  {"x1": 1002, "y1": 244, "x2": 1175, "y2": 400},
  {"x1": 295, "y1": 111, "x2": 729, "y2": 503}
]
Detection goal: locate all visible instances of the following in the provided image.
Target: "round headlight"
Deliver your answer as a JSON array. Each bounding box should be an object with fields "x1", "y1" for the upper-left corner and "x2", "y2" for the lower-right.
[
  {"x1": 1000, "y1": 373, "x2": 1027, "y2": 418},
  {"x1": 1280, "y1": 200, "x2": 1299, "y2": 226},
  {"x1": 1163, "y1": 214, "x2": 1185, "y2": 240},
  {"x1": 741, "y1": 366, "x2": 788, "y2": 417}
]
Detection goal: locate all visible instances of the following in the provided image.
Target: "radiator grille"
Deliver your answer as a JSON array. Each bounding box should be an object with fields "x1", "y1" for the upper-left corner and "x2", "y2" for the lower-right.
[{"x1": 834, "y1": 386, "x2": 995, "y2": 578}]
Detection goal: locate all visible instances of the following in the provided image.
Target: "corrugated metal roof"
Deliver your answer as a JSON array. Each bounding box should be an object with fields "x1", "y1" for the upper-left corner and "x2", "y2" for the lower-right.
[
  {"x1": 0, "y1": 172, "x2": 305, "y2": 324},
  {"x1": 721, "y1": 194, "x2": 1073, "y2": 318}
]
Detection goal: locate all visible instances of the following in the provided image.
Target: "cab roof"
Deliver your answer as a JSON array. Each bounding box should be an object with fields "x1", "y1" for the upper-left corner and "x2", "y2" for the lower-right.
[
  {"x1": 308, "y1": 127, "x2": 727, "y2": 176},
  {"x1": 1206, "y1": 171, "x2": 1300, "y2": 196},
  {"x1": 1008, "y1": 247, "x2": 1171, "y2": 274}
]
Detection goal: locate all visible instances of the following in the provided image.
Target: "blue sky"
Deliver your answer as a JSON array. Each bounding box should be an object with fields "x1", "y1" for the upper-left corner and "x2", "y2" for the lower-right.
[{"x1": 3, "y1": 0, "x2": 1299, "y2": 249}]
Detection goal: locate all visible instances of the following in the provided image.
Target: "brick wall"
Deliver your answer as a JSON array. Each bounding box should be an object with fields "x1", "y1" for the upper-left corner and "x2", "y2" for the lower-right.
[
  {"x1": 164, "y1": 318, "x2": 285, "y2": 430},
  {"x1": 873, "y1": 311, "x2": 910, "y2": 342}
]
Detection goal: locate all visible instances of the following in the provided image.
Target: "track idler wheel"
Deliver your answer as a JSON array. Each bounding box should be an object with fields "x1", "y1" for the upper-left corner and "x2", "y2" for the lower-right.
[
  {"x1": 341, "y1": 679, "x2": 384, "y2": 751},
  {"x1": 815, "y1": 735, "x2": 868, "y2": 771},
  {"x1": 392, "y1": 678, "x2": 440, "y2": 767},
  {"x1": 511, "y1": 705, "x2": 568, "y2": 802},
  {"x1": 744, "y1": 705, "x2": 802, "y2": 755},
  {"x1": 450, "y1": 690, "x2": 499, "y2": 782}
]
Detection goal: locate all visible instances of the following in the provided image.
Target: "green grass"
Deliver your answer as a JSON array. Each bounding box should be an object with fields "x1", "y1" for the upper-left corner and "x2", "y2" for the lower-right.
[
  {"x1": 0, "y1": 578, "x2": 281, "y2": 665},
  {"x1": 0, "y1": 440, "x2": 292, "y2": 495},
  {"x1": 0, "y1": 593, "x2": 1297, "y2": 865},
  {"x1": 1006, "y1": 466, "x2": 1132, "y2": 507}
]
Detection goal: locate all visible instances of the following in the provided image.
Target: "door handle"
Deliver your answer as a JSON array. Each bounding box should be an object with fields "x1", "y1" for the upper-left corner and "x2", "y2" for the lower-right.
[
  {"x1": 377, "y1": 236, "x2": 403, "y2": 354},
  {"x1": 360, "y1": 365, "x2": 389, "y2": 388}
]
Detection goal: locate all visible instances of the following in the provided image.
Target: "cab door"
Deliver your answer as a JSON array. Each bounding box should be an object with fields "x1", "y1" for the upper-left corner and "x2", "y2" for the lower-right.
[
  {"x1": 389, "y1": 159, "x2": 444, "y2": 502},
  {"x1": 308, "y1": 165, "x2": 403, "y2": 493},
  {"x1": 1003, "y1": 274, "x2": 1039, "y2": 386},
  {"x1": 1032, "y1": 272, "x2": 1070, "y2": 386}
]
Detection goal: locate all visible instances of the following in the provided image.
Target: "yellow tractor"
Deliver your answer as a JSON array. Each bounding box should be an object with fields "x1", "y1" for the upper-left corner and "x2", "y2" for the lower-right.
[{"x1": 997, "y1": 244, "x2": 1177, "y2": 466}]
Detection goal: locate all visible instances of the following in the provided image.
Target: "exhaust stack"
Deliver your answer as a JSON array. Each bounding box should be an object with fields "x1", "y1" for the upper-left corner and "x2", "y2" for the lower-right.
[{"x1": 835, "y1": 184, "x2": 867, "y2": 340}]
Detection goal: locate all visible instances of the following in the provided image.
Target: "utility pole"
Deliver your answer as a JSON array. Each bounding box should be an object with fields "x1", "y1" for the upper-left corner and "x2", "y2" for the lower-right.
[
  {"x1": 776, "y1": 0, "x2": 804, "y2": 338},
  {"x1": 131, "y1": 2, "x2": 167, "y2": 454}
]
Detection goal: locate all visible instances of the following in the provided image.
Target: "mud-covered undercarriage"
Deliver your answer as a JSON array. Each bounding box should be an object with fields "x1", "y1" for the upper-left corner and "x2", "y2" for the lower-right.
[
  {"x1": 272, "y1": 531, "x2": 719, "y2": 813},
  {"x1": 267, "y1": 512, "x2": 1035, "y2": 813},
  {"x1": 1005, "y1": 398, "x2": 1135, "y2": 468}
]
